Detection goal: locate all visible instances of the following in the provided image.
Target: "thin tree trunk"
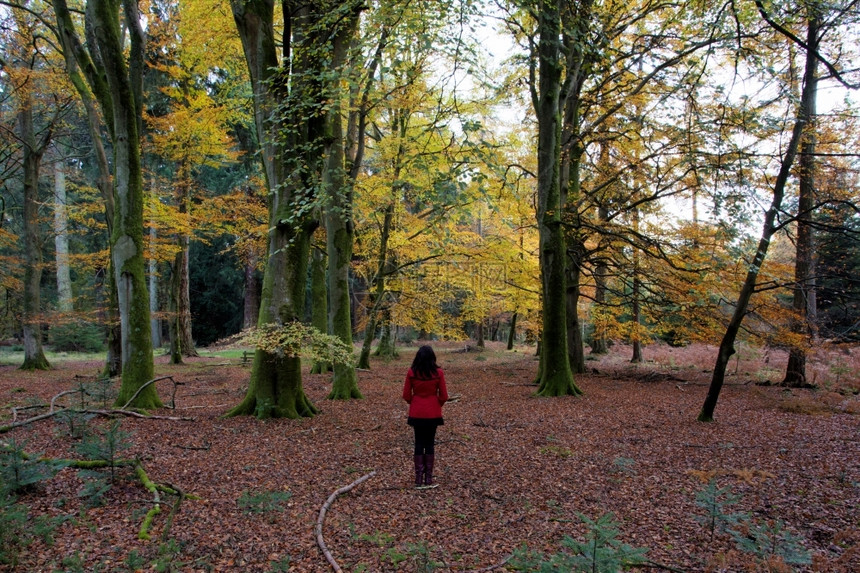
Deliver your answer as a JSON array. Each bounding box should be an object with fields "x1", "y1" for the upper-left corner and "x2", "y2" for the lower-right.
[
  {"x1": 566, "y1": 245, "x2": 586, "y2": 374},
  {"x1": 242, "y1": 254, "x2": 259, "y2": 330},
  {"x1": 19, "y1": 101, "x2": 50, "y2": 371},
  {"x1": 54, "y1": 160, "x2": 73, "y2": 313},
  {"x1": 783, "y1": 38, "x2": 819, "y2": 388},
  {"x1": 591, "y1": 206, "x2": 609, "y2": 354},
  {"x1": 506, "y1": 311, "x2": 517, "y2": 350},
  {"x1": 699, "y1": 14, "x2": 819, "y2": 422},
  {"x1": 309, "y1": 245, "x2": 331, "y2": 374},
  {"x1": 148, "y1": 231, "x2": 161, "y2": 349},
  {"x1": 357, "y1": 204, "x2": 393, "y2": 369}
]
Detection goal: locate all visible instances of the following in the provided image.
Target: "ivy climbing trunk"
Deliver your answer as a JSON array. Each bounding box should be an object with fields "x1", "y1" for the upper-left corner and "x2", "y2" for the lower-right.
[
  {"x1": 699, "y1": 13, "x2": 819, "y2": 422},
  {"x1": 227, "y1": 0, "x2": 363, "y2": 417}
]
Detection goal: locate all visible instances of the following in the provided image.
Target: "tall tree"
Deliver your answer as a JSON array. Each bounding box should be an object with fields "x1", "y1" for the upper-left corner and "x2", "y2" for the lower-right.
[
  {"x1": 1, "y1": 7, "x2": 69, "y2": 370},
  {"x1": 53, "y1": 0, "x2": 162, "y2": 408},
  {"x1": 227, "y1": 0, "x2": 363, "y2": 418},
  {"x1": 699, "y1": 5, "x2": 819, "y2": 422},
  {"x1": 531, "y1": 0, "x2": 580, "y2": 396}
]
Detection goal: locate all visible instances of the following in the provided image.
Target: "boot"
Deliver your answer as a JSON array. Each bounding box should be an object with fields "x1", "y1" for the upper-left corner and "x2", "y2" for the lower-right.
[
  {"x1": 413, "y1": 455, "x2": 424, "y2": 487},
  {"x1": 423, "y1": 454, "x2": 435, "y2": 486}
]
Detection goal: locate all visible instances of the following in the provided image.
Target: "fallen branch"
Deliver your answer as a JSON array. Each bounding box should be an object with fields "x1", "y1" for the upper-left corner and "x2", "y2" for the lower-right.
[
  {"x1": 172, "y1": 440, "x2": 211, "y2": 451},
  {"x1": 463, "y1": 554, "x2": 513, "y2": 572},
  {"x1": 1, "y1": 406, "x2": 194, "y2": 434},
  {"x1": 120, "y1": 376, "x2": 182, "y2": 410},
  {"x1": 315, "y1": 471, "x2": 376, "y2": 573}
]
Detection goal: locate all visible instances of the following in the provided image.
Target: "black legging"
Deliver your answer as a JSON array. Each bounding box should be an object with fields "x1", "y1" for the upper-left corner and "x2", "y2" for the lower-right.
[{"x1": 413, "y1": 425, "x2": 437, "y2": 455}]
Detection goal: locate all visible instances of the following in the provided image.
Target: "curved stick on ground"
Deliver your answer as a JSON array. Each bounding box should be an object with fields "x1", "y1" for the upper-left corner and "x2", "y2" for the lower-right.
[
  {"x1": 120, "y1": 376, "x2": 177, "y2": 410},
  {"x1": 315, "y1": 471, "x2": 376, "y2": 573}
]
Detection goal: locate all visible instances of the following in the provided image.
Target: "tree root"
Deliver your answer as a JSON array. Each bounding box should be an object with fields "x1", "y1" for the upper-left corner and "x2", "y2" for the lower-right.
[{"x1": 315, "y1": 471, "x2": 376, "y2": 572}]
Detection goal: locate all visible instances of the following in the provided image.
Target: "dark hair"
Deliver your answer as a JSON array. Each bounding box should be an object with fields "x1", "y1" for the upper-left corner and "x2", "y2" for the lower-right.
[{"x1": 411, "y1": 345, "x2": 439, "y2": 379}]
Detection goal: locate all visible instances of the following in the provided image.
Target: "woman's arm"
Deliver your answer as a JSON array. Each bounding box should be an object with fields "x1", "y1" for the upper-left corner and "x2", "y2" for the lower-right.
[{"x1": 437, "y1": 370, "x2": 449, "y2": 405}]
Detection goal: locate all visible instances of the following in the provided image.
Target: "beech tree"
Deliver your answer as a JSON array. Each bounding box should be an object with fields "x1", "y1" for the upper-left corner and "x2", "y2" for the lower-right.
[
  {"x1": 1, "y1": 6, "x2": 73, "y2": 370},
  {"x1": 227, "y1": 0, "x2": 365, "y2": 418},
  {"x1": 52, "y1": 0, "x2": 162, "y2": 408}
]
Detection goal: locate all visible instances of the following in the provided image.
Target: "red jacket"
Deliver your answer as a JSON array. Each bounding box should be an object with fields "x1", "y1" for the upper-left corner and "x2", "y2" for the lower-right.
[{"x1": 402, "y1": 368, "x2": 448, "y2": 419}]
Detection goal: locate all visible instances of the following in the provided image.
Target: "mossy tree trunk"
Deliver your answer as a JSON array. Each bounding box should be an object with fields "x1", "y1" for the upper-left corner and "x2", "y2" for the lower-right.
[
  {"x1": 52, "y1": 1, "x2": 122, "y2": 378},
  {"x1": 19, "y1": 92, "x2": 51, "y2": 371},
  {"x1": 323, "y1": 15, "x2": 362, "y2": 399},
  {"x1": 309, "y1": 245, "x2": 331, "y2": 374},
  {"x1": 699, "y1": 12, "x2": 818, "y2": 422},
  {"x1": 534, "y1": 0, "x2": 580, "y2": 397},
  {"x1": 374, "y1": 310, "x2": 398, "y2": 359},
  {"x1": 228, "y1": 0, "x2": 364, "y2": 417},
  {"x1": 87, "y1": 0, "x2": 160, "y2": 409}
]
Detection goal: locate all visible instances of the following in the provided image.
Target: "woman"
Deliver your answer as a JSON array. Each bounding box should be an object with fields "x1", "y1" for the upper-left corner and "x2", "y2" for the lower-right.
[{"x1": 402, "y1": 345, "x2": 448, "y2": 488}]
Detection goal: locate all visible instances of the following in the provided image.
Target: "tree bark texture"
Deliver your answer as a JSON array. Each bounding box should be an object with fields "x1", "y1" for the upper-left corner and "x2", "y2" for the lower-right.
[
  {"x1": 228, "y1": 0, "x2": 361, "y2": 417},
  {"x1": 19, "y1": 100, "x2": 51, "y2": 371},
  {"x1": 309, "y1": 245, "x2": 331, "y2": 374},
  {"x1": 535, "y1": 0, "x2": 580, "y2": 397},
  {"x1": 783, "y1": 22, "x2": 819, "y2": 387},
  {"x1": 324, "y1": 11, "x2": 362, "y2": 400},
  {"x1": 54, "y1": 161, "x2": 73, "y2": 313},
  {"x1": 699, "y1": 15, "x2": 819, "y2": 421},
  {"x1": 86, "y1": 0, "x2": 159, "y2": 408}
]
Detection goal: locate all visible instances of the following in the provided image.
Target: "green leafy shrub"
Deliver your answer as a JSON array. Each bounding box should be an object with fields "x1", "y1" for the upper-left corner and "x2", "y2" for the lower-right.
[{"x1": 49, "y1": 321, "x2": 105, "y2": 353}]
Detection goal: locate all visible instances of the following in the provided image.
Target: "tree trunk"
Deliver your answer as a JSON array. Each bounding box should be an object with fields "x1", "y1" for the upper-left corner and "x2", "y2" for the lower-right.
[
  {"x1": 782, "y1": 29, "x2": 819, "y2": 388},
  {"x1": 535, "y1": 0, "x2": 580, "y2": 397},
  {"x1": 357, "y1": 204, "x2": 393, "y2": 370},
  {"x1": 506, "y1": 311, "x2": 517, "y2": 350},
  {"x1": 309, "y1": 245, "x2": 330, "y2": 374},
  {"x1": 19, "y1": 102, "x2": 50, "y2": 371},
  {"x1": 86, "y1": 0, "x2": 160, "y2": 408},
  {"x1": 242, "y1": 254, "x2": 260, "y2": 330},
  {"x1": 566, "y1": 246, "x2": 586, "y2": 374},
  {"x1": 54, "y1": 161, "x2": 73, "y2": 313},
  {"x1": 591, "y1": 206, "x2": 609, "y2": 354},
  {"x1": 168, "y1": 175, "x2": 197, "y2": 362},
  {"x1": 699, "y1": 14, "x2": 818, "y2": 422},
  {"x1": 374, "y1": 309, "x2": 397, "y2": 359},
  {"x1": 52, "y1": 0, "x2": 122, "y2": 377},
  {"x1": 227, "y1": 0, "x2": 362, "y2": 417},
  {"x1": 324, "y1": 14, "x2": 361, "y2": 400}
]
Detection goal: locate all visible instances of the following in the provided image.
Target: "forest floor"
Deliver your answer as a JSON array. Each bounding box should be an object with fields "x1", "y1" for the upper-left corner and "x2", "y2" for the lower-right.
[{"x1": 0, "y1": 341, "x2": 858, "y2": 572}]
